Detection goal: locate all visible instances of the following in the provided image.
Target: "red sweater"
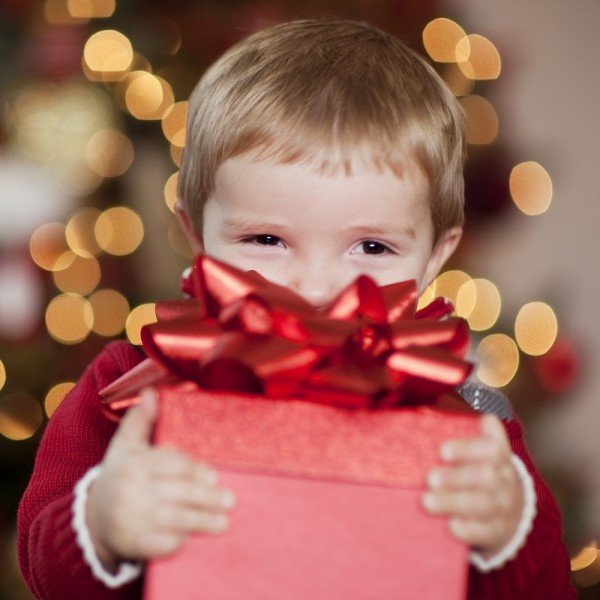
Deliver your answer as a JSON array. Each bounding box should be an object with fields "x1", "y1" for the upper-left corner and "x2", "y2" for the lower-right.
[{"x1": 17, "y1": 341, "x2": 577, "y2": 599}]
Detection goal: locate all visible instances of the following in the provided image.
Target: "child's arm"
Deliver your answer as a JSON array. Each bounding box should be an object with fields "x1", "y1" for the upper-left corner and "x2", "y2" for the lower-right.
[
  {"x1": 423, "y1": 413, "x2": 576, "y2": 599},
  {"x1": 17, "y1": 341, "x2": 234, "y2": 599},
  {"x1": 85, "y1": 388, "x2": 234, "y2": 573}
]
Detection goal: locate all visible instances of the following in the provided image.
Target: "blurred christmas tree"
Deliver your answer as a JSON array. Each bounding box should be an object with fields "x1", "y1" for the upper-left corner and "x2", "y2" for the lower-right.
[{"x1": 0, "y1": 0, "x2": 592, "y2": 595}]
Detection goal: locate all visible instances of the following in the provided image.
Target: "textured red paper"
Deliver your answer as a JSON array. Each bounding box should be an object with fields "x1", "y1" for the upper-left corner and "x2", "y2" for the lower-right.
[{"x1": 144, "y1": 384, "x2": 480, "y2": 600}]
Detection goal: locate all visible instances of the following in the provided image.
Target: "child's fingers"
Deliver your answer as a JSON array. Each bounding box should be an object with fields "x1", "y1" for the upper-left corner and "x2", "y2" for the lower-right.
[
  {"x1": 448, "y1": 517, "x2": 499, "y2": 549},
  {"x1": 148, "y1": 449, "x2": 218, "y2": 486},
  {"x1": 158, "y1": 480, "x2": 236, "y2": 512},
  {"x1": 439, "y1": 416, "x2": 511, "y2": 465},
  {"x1": 113, "y1": 387, "x2": 158, "y2": 446},
  {"x1": 154, "y1": 505, "x2": 230, "y2": 534},
  {"x1": 427, "y1": 462, "x2": 500, "y2": 491},
  {"x1": 422, "y1": 489, "x2": 496, "y2": 518}
]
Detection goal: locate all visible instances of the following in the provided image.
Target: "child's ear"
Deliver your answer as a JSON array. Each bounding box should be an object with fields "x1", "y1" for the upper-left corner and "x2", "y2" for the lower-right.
[
  {"x1": 175, "y1": 200, "x2": 204, "y2": 254},
  {"x1": 421, "y1": 226, "x2": 463, "y2": 292}
]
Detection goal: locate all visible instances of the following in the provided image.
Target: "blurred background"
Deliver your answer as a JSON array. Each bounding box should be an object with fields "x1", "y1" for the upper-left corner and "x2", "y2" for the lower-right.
[{"x1": 0, "y1": 0, "x2": 598, "y2": 597}]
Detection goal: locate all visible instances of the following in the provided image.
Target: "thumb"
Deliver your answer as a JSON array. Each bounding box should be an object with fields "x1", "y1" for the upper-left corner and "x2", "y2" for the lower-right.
[
  {"x1": 114, "y1": 387, "x2": 158, "y2": 446},
  {"x1": 480, "y1": 414, "x2": 510, "y2": 451}
]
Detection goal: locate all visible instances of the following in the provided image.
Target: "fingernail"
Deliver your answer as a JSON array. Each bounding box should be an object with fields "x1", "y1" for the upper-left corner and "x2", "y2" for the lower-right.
[
  {"x1": 221, "y1": 490, "x2": 236, "y2": 509},
  {"x1": 440, "y1": 443, "x2": 454, "y2": 461},
  {"x1": 213, "y1": 514, "x2": 229, "y2": 530},
  {"x1": 205, "y1": 469, "x2": 218, "y2": 486},
  {"x1": 422, "y1": 493, "x2": 438, "y2": 512},
  {"x1": 449, "y1": 518, "x2": 464, "y2": 537},
  {"x1": 427, "y1": 470, "x2": 444, "y2": 489}
]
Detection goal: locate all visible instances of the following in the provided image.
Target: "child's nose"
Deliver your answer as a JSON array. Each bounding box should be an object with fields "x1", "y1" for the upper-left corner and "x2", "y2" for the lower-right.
[{"x1": 288, "y1": 261, "x2": 345, "y2": 309}]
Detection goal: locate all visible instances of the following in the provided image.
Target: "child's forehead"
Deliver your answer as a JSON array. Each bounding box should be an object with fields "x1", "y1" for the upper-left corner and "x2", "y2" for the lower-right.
[{"x1": 222, "y1": 143, "x2": 425, "y2": 181}]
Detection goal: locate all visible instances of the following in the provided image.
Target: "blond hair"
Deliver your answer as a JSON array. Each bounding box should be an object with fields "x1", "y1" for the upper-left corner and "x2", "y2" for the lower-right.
[{"x1": 179, "y1": 19, "x2": 466, "y2": 240}]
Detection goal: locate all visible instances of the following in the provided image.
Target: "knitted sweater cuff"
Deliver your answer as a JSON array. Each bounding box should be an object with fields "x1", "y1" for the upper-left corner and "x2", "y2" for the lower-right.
[
  {"x1": 470, "y1": 454, "x2": 537, "y2": 572},
  {"x1": 72, "y1": 465, "x2": 143, "y2": 588}
]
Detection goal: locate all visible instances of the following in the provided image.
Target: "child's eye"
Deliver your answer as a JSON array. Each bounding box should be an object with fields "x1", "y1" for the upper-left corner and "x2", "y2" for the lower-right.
[
  {"x1": 241, "y1": 235, "x2": 284, "y2": 247},
  {"x1": 354, "y1": 240, "x2": 392, "y2": 255}
]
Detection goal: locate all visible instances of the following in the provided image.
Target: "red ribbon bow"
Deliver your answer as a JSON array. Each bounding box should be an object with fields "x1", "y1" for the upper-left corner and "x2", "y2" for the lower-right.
[{"x1": 100, "y1": 254, "x2": 472, "y2": 419}]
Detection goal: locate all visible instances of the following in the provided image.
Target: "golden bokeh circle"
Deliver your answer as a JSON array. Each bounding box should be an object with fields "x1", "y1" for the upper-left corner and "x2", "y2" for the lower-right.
[
  {"x1": 457, "y1": 278, "x2": 501, "y2": 331},
  {"x1": 509, "y1": 161, "x2": 553, "y2": 216},
  {"x1": 460, "y1": 95, "x2": 499, "y2": 145},
  {"x1": 433, "y1": 270, "x2": 472, "y2": 308},
  {"x1": 164, "y1": 171, "x2": 179, "y2": 213},
  {"x1": 65, "y1": 208, "x2": 102, "y2": 257},
  {"x1": 29, "y1": 222, "x2": 69, "y2": 271},
  {"x1": 126, "y1": 303, "x2": 157, "y2": 345},
  {"x1": 44, "y1": 382, "x2": 75, "y2": 418},
  {"x1": 83, "y1": 30, "x2": 133, "y2": 74},
  {"x1": 52, "y1": 254, "x2": 101, "y2": 295},
  {"x1": 514, "y1": 302, "x2": 558, "y2": 356},
  {"x1": 417, "y1": 282, "x2": 436, "y2": 311},
  {"x1": 0, "y1": 393, "x2": 43, "y2": 441},
  {"x1": 94, "y1": 207, "x2": 144, "y2": 256},
  {"x1": 68, "y1": 0, "x2": 115, "y2": 19},
  {"x1": 89, "y1": 289, "x2": 130, "y2": 337},
  {"x1": 85, "y1": 129, "x2": 134, "y2": 178},
  {"x1": 456, "y1": 34, "x2": 501, "y2": 80},
  {"x1": 422, "y1": 18, "x2": 467, "y2": 63},
  {"x1": 161, "y1": 101, "x2": 188, "y2": 147},
  {"x1": 476, "y1": 334, "x2": 519, "y2": 388},
  {"x1": 124, "y1": 71, "x2": 165, "y2": 120},
  {"x1": 45, "y1": 293, "x2": 94, "y2": 344},
  {"x1": 0, "y1": 360, "x2": 6, "y2": 391}
]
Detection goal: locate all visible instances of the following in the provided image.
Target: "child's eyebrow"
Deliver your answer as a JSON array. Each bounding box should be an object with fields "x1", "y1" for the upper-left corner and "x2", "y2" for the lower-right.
[
  {"x1": 344, "y1": 225, "x2": 416, "y2": 240},
  {"x1": 222, "y1": 216, "x2": 289, "y2": 231}
]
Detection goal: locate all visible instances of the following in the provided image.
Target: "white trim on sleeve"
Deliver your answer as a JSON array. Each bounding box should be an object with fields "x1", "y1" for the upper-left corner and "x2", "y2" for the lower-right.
[
  {"x1": 72, "y1": 465, "x2": 143, "y2": 588},
  {"x1": 470, "y1": 454, "x2": 537, "y2": 572}
]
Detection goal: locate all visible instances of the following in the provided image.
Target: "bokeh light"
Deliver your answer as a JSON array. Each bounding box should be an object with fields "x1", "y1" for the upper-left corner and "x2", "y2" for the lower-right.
[
  {"x1": 456, "y1": 278, "x2": 501, "y2": 331},
  {"x1": 124, "y1": 71, "x2": 165, "y2": 120},
  {"x1": 456, "y1": 34, "x2": 501, "y2": 80},
  {"x1": 417, "y1": 282, "x2": 436, "y2": 311},
  {"x1": 422, "y1": 18, "x2": 467, "y2": 63},
  {"x1": 571, "y1": 545, "x2": 600, "y2": 587},
  {"x1": 476, "y1": 333, "x2": 520, "y2": 388},
  {"x1": 83, "y1": 30, "x2": 133, "y2": 78},
  {"x1": 45, "y1": 0, "x2": 87, "y2": 24},
  {"x1": 440, "y1": 63, "x2": 475, "y2": 97},
  {"x1": 95, "y1": 207, "x2": 144, "y2": 255},
  {"x1": 88, "y1": 289, "x2": 130, "y2": 336},
  {"x1": 29, "y1": 222, "x2": 70, "y2": 271},
  {"x1": 460, "y1": 95, "x2": 499, "y2": 145},
  {"x1": 44, "y1": 382, "x2": 76, "y2": 418},
  {"x1": 52, "y1": 254, "x2": 101, "y2": 295},
  {"x1": 126, "y1": 303, "x2": 157, "y2": 345},
  {"x1": 68, "y1": 0, "x2": 115, "y2": 19},
  {"x1": 164, "y1": 172, "x2": 179, "y2": 212},
  {"x1": 0, "y1": 393, "x2": 43, "y2": 441},
  {"x1": 515, "y1": 302, "x2": 558, "y2": 356},
  {"x1": 170, "y1": 143, "x2": 184, "y2": 167},
  {"x1": 66, "y1": 208, "x2": 102, "y2": 257},
  {"x1": 85, "y1": 129, "x2": 134, "y2": 178},
  {"x1": 162, "y1": 101, "x2": 188, "y2": 147},
  {"x1": 45, "y1": 293, "x2": 94, "y2": 344},
  {"x1": 509, "y1": 161, "x2": 553, "y2": 215},
  {"x1": 0, "y1": 360, "x2": 6, "y2": 391},
  {"x1": 433, "y1": 270, "x2": 472, "y2": 309}
]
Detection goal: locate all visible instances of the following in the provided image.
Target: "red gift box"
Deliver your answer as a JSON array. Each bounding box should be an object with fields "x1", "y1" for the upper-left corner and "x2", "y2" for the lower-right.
[
  {"x1": 100, "y1": 254, "x2": 480, "y2": 600},
  {"x1": 142, "y1": 382, "x2": 480, "y2": 600}
]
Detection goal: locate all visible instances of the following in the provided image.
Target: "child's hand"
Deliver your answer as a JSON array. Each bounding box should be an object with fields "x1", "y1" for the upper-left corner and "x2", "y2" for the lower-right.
[
  {"x1": 86, "y1": 388, "x2": 235, "y2": 572},
  {"x1": 422, "y1": 414, "x2": 524, "y2": 559}
]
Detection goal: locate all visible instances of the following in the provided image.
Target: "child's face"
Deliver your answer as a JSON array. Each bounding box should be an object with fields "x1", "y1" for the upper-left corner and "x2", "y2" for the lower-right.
[{"x1": 179, "y1": 154, "x2": 461, "y2": 308}]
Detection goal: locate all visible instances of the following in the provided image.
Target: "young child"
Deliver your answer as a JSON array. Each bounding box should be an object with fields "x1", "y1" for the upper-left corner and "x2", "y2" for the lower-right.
[{"x1": 18, "y1": 19, "x2": 576, "y2": 599}]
